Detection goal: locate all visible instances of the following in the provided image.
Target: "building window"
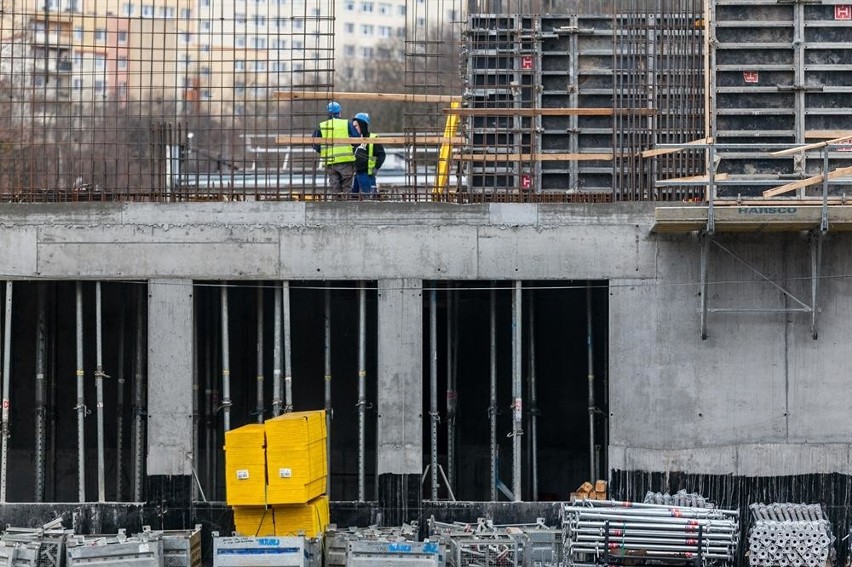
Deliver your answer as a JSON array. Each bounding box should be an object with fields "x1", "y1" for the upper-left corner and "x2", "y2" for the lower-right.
[
  {"x1": 200, "y1": 21, "x2": 211, "y2": 31},
  {"x1": 235, "y1": 59, "x2": 245, "y2": 71},
  {"x1": 344, "y1": 23, "x2": 354, "y2": 33},
  {"x1": 73, "y1": 53, "x2": 82, "y2": 66},
  {"x1": 361, "y1": 46, "x2": 373, "y2": 58},
  {"x1": 95, "y1": 80, "x2": 106, "y2": 95},
  {"x1": 344, "y1": 44, "x2": 355, "y2": 56},
  {"x1": 378, "y1": 25, "x2": 391, "y2": 38},
  {"x1": 118, "y1": 30, "x2": 128, "y2": 43},
  {"x1": 122, "y1": 2, "x2": 134, "y2": 16},
  {"x1": 118, "y1": 82, "x2": 127, "y2": 96},
  {"x1": 396, "y1": 27, "x2": 405, "y2": 38},
  {"x1": 236, "y1": 36, "x2": 246, "y2": 47},
  {"x1": 200, "y1": 0, "x2": 210, "y2": 6},
  {"x1": 180, "y1": 8, "x2": 191, "y2": 18},
  {"x1": 118, "y1": 56, "x2": 127, "y2": 70},
  {"x1": 292, "y1": 39, "x2": 303, "y2": 49},
  {"x1": 73, "y1": 26, "x2": 83, "y2": 41},
  {"x1": 344, "y1": 0, "x2": 354, "y2": 10},
  {"x1": 250, "y1": 36, "x2": 266, "y2": 49},
  {"x1": 94, "y1": 28, "x2": 106, "y2": 42},
  {"x1": 141, "y1": 4, "x2": 154, "y2": 17},
  {"x1": 361, "y1": 1, "x2": 373, "y2": 12},
  {"x1": 253, "y1": 15, "x2": 266, "y2": 27},
  {"x1": 378, "y1": 2, "x2": 390, "y2": 15},
  {"x1": 182, "y1": 32, "x2": 192, "y2": 43},
  {"x1": 235, "y1": 82, "x2": 245, "y2": 95},
  {"x1": 360, "y1": 24, "x2": 374, "y2": 36},
  {"x1": 253, "y1": 60, "x2": 265, "y2": 72},
  {"x1": 292, "y1": 18, "x2": 304, "y2": 30},
  {"x1": 397, "y1": 5, "x2": 405, "y2": 16},
  {"x1": 95, "y1": 55, "x2": 106, "y2": 71},
  {"x1": 201, "y1": 65, "x2": 211, "y2": 75},
  {"x1": 235, "y1": 13, "x2": 246, "y2": 25},
  {"x1": 73, "y1": 77, "x2": 82, "y2": 90}
]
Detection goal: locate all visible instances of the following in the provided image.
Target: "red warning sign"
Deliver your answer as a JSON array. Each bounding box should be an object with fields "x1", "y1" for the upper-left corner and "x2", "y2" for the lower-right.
[
  {"x1": 743, "y1": 71, "x2": 759, "y2": 84},
  {"x1": 521, "y1": 56, "x2": 533, "y2": 70},
  {"x1": 521, "y1": 174, "x2": 532, "y2": 190},
  {"x1": 835, "y1": 5, "x2": 851, "y2": 20}
]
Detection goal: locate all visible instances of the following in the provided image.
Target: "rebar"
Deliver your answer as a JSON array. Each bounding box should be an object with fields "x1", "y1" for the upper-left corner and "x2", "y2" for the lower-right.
[
  {"x1": 116, "y1": 303, "x2": 125, "y2": 501},
  {"x1": 0, "y1": 282, "x2": 12, "y2": 503},
  {"x1": 95, "y1": 281, "x2": 106, "y2": 502},
  {"x1": 446, "y1": 289, "x2": 457, "y2": 495},
  {"x1": 527, "y1": 291, "x2": 538, "y2": 501}
]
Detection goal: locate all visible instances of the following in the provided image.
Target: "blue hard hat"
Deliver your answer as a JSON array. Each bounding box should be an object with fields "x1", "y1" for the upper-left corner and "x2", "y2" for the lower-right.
[
  {"x1": 354, "y1": 112, "x2": 370, "y2": 125},
  {"x1": 327, "y1": 101, "x2": 341, "y2": 115}
]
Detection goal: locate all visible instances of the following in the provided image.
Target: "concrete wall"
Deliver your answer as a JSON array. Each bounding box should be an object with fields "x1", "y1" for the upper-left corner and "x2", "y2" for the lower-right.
[{"x1": 1, "y1": 201, "x2": 849, "y2": 478}]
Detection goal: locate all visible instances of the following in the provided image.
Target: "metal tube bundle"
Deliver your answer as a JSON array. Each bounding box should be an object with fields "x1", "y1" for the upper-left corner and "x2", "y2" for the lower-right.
[
  {"x1": 561, "y1": 500, "x2": 739, "y2": 566},
  {"x1": 747, "y1": 503, "x2": 834, "y2": 567}
]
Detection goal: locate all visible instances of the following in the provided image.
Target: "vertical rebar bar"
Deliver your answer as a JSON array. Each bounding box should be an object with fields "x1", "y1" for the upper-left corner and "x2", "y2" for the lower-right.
[
  {"x1": 283, "y1": 281, "x2": 294, "y2": 413},
  {"x1": 48, "y1": 285, "x2": 57, "y2": 501},
  {"x1": 0, "y1": 282, "x2": 12, "y2": 503},
  {"x1": 190, "y1": 293, "x2": 198, "y2": 502},
  {"x1": 357, "y1": 282, "x2": 367, "y2": 502},
  {"x1": 587, "y1": 284, "x2": 596, "y2": 482},
  {"x1": 324, "y1": 288, "x2": 332, "y2": 498},
  {"x1": 133, "y1": 285, "x2": 144, "y2": 502},
  {"x1": 204, "y1": 297, "x2": 213, "y2": 495},
  {"x1": 446, "y1": 289, "x2": 456, "y2": 495},
  {"x1": 221, "y1": 284, "x2": 231, "y2": 432},
  {"x1": 256, "y1": 285, "x2": 264, "y2": 423},
  {"x1": 512, "y1": 280, "x2": 522, "y2": 502},
  {"x1": 272, "y1": 283, "x2": 282, "y2": 417},
  {"x1": 95, "y1": 282, "x2": 106, "y2": 502},
  {"x1": 429, "y1": 285, "x2": 438, "y2": 500},
  {"x1": 116, "y1": 302, "x2": 125, "y2": 501},
  {"x1": 35, "y1": 284, "x2": 47, "y2": 502},
  {"x1": 528, "y1": 291, "x2": 538, "y2": 501},
  {"x1": 489, "y1": 285, "x2": 497, "y2": 502},
  {"x1": 76, "y1": 281, "x2": 86, "y2": 503}
]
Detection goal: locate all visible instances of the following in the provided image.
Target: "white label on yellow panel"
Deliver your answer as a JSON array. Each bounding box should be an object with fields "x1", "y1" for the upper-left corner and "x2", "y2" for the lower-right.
[
  {"x1": 236, "y1": 469, "x2": 250, "y2": 480},
  {"x1": 279, "y1": 468, "x2": 292, "y2": 478}
]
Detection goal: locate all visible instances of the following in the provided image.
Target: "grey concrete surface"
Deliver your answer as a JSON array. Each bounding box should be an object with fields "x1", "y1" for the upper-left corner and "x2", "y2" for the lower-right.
[
  {"x1": 147, "y1": 279, "x2": 194, "y2": 476},
  {"x1": 376, "y1": 279, "x2": 422, "y2": 475},
  {"x1": 1, "y1": 202, "x2": 850, "y2": 478}
]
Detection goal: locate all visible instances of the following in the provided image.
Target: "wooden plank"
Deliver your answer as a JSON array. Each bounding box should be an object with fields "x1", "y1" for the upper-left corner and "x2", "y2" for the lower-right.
[
  {"x1": 454, "y1": 152, "x2": 613, "y2": 162},
  {"x1": 273, "y1": 90, "x2": 461, "y2": 103},
  {"x1": 771, "y1": 134, "x2": 852, "y2": 157},
  {"x1": 806, "y1": 130, "x2": 852, "y2": 140},
  {"x1": 441, "y1": 107, "x2": 656, "y2": 117},
  {"x1": 640, "y1": 136, "x2": 713, "y2": 158},
  {"x1": 762, "y1": 166, "x2": 852, "y2": 197},
  {"x1": 659, "y1": 172, "x2": 728, "y2": 183},
  {"x1": 275, "y1": 135, "x2": 466, "y2": 146}
]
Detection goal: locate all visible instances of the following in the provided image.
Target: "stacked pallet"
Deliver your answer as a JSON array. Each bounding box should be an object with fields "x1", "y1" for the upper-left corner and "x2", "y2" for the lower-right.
[{"x1": 225, "y1": 410, "x2": 329, "y2": 538}]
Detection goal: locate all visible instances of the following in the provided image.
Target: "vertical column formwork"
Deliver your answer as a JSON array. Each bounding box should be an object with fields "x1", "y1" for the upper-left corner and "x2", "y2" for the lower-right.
[
  {"x1": 464, "y1": 14, "x2": 541, "y2": 198},
  {"x1": 711, "y1": 0, "x2": 852, "y2": 196}
]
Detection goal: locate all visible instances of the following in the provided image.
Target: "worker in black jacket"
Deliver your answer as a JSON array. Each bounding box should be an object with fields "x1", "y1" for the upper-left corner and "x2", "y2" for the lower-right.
[{"x1": 350, "y1": 112, "x2": 386, "y2": 198}]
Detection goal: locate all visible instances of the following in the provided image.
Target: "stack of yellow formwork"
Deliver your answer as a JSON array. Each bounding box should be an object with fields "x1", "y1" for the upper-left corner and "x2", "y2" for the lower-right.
[
  {"x1": 224, "y1": 410, "x2": 329, "y2": 538},
  {"x1": 266, "y1": 410, "x2": 329, "y2": 538},
  {"x1": 224, "y1": 424, "x2": 274, "y2": 536}
]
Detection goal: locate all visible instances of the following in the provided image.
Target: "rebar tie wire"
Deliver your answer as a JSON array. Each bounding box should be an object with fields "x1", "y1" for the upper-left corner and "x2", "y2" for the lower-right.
[{"x1": 73, "y1": 404, "x2": 91, "y2": 416}]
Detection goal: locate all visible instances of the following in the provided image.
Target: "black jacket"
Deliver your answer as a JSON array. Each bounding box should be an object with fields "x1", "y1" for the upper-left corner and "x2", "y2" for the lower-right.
[{"x1": 352, "y1": 118, "x2": 386, "y2": 174}]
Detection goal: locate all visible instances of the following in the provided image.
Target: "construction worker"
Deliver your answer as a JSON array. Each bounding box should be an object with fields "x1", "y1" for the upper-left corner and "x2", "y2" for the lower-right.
[
  {"x1": 313, "y1": 101, "x2": 359, "y2": 193},
  {"x1": 350, "y1": 112, "x2": 386, "y2": 198}
]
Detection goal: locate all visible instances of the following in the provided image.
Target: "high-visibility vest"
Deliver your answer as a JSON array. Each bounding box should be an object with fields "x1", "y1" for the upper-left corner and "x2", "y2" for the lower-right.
[
  {"x1": 366, "y1": 134, "x2": 378, "y2": 175},
  {"x1": 318, "y1": 118, "x2": 355, "y2": 165}
]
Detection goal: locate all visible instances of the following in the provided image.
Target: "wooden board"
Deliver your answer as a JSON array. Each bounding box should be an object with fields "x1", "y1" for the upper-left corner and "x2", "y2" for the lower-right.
[
  {"x1": 276, "y1": 135, "x2": 466, "y2": 146},
  {"x1": 273, "y1": 90, "x2": 461, "y2": 103},
  {"x1": 640, "y1": 136, "x2": 713, "y2": 158},
  {"x1": 770, "y1": 134, "x2": 852, "y2": 157},
  {"x1": 454, "y1": 152, "x2": 613, "y2": 162},
  {"x1": 762, "y1": 166, "x2": 852, "y2": 197}
]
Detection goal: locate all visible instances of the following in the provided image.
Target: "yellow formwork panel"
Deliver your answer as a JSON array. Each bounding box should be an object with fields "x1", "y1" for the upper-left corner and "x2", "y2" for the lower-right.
[
  {"x1": 273, "y1": 495, "x2": 330, "y2": 538},
  {"x1": 265, "y1": 411, "x2": 327, "y2": 504},
  {"x1": 232, "y1": 506, "x2": 276, "y2": 537},
  {"x1": 224, "y1": 424, "x2": 267, "y2": 506}
]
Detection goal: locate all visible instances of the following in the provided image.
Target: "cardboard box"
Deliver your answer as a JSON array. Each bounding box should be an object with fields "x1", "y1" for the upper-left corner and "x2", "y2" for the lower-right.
[{"x1": 595, "y1": 480, "x2": 608, "y2": 493}]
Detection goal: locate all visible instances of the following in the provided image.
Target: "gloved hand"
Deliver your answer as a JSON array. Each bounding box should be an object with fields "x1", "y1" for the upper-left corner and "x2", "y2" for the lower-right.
[{"x1": 354, "y1": 145, "x2": 368, "y2": 160}]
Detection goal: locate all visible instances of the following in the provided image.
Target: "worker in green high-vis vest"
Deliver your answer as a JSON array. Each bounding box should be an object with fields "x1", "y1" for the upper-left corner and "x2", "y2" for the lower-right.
[
  {"x1": 351, "y1": 112, "x2": 386, "y2": 199},
  {"x1": 312, "y1": 101, "x2": 359, "y2": 193}
]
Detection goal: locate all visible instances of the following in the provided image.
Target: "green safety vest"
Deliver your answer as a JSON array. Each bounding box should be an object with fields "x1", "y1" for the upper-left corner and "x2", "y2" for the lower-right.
[{"x1": 318, "y1": 118, "x2": 356, "y2": 165}]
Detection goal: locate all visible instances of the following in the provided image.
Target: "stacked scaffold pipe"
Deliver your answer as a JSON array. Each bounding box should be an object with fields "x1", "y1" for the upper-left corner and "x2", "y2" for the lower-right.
[
  {"x1": 747, "y1": 503, "x2": 834, "y2": 567},
  {"x1": 561, "y1": 499, "x2": 740, "y2": 567},
  {"x1": 644, "y1": 489, "x2": 714, "y2": 509}
]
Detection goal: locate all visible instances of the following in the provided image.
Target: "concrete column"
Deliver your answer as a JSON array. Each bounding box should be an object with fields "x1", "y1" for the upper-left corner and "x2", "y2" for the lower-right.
[
  {"x1": 376, "y1": 279, "x2": 422, "y2": 525},
  {"x1": 146, "y1": 279, "x2": 193, "y2": 520}
]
